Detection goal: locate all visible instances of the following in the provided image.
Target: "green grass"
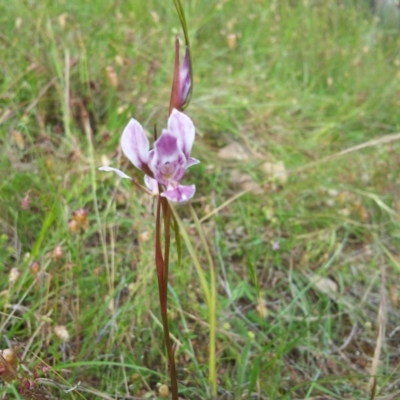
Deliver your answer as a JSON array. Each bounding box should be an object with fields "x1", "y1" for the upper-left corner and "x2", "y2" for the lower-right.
[{"x1": 1, "y1": 0, "x2": 400, "y2": 399}]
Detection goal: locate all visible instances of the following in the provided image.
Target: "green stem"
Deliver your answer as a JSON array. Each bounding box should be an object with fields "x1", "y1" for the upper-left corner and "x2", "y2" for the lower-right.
[
  {"x1": 170, "y1": 204, "x2": 217, "y2": 398},
  {"x1": 189, "y1": 205, "x2": 217, "y2": 398}
]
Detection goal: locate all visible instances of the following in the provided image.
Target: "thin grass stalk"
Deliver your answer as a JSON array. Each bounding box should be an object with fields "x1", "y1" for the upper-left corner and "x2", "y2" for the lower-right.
[
  {"x1": 189, "y1": 204, "x2": 217, "y2": 398},
  {"x1": 170, "y1": 204, "x2": 211, "y2": 306},
  {"x1": 169, "y1": 204, "x2": 216, "y2": 397}
]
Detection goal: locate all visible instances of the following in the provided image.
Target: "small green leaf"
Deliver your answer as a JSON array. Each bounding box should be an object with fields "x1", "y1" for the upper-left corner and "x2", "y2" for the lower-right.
[{"x1": 172, "y1": 215, "x2": 181, "y2": 266}]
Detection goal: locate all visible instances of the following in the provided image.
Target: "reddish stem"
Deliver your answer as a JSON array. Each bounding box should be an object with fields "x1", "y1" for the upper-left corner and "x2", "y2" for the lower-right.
[
  {"x1": 162, "y1": 198, "x2": 172, "y2": 296},
  {"x1": 155, "y1": 195, "x2": 178, "y2": 399}
]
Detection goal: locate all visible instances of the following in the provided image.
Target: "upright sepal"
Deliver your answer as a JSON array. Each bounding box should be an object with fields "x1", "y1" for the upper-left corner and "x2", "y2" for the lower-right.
[{"x1": 169, "y1": 37, "x2": 192, "y2": 114}]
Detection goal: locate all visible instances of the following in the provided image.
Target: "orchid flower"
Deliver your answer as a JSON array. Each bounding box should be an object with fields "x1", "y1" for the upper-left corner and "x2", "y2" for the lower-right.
[{"x1": 99, "y1": 109, "x2": 199, "y2": 203}]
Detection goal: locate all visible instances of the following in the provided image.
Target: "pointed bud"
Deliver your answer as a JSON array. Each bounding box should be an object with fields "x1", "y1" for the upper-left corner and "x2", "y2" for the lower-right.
[
  {"x1": 169, "y1": 36, "x2": 192, "y2": 114},
  {"x1": 179, "y1": 46, "x2": 191, "y2": 108}
]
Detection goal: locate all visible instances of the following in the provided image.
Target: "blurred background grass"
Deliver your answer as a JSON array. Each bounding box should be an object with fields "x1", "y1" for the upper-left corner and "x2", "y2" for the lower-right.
[{"x1": 1, "y1": 0, "x2": 400, "y2": 399}]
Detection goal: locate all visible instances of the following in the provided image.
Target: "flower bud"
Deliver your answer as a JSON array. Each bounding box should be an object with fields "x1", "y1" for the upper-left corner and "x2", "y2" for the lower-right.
[{"x1": 169, "y1": 36, "x2": 192, "y2": 113}]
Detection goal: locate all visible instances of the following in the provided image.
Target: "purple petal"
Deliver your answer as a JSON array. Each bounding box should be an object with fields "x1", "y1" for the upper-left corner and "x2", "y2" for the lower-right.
[
  {"x1": 120, "y1": 118, "x2": 149, "y2": 172},
  {"x1": 148, "y1": 149, "x2": 155, "y2": 168},
  {"x1": 144, "y1": 175, "x2": 159, "y2": 195},
  {"x1": 272, "y1": 241, "x2": 280, "y2": 251},
  {"x1": 149, "y1": 132, "x2": 187, "y2": 184},
  {"x1": 186, "y1": 157, "x2": 200, "y2": 168},
  {"x1": 167, "y1": 109, "x2": 195, "y2": 159},
  {"x1": 98, "y1": 166, "x2": 132, "y2": 179},
  {"x1": 155, "y1": 132, "x2": 179, "y2": 156},
  {"x1": 161, "y1": 184, "x2": 196, "y2": 203}
]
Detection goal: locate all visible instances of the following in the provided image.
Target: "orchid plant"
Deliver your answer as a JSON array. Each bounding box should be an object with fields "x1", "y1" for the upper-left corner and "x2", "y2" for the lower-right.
[
  {"x1": 99, "y1": 2, "x2": 218, "y2": 398},
  {"x1": 98, "y1": 2, "x2": 209, "y2": 397}
]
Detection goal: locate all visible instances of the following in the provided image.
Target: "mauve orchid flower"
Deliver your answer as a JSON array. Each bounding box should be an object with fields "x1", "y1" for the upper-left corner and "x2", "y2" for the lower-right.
[{"x1": 99, "y1": 109, "x2": 199, "y2": 203}]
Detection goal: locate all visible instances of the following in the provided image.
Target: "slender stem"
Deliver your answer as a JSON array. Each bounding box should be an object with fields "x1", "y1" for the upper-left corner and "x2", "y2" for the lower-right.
[
  {"x1": 162, "y1": 198, "x2": 172, "y2": 297},
  {"x1": 159, "y1": 298, "x2": 178, "y2": 400},
  {"x1": 189, "y1": 205, "x2": 217, "y2": 398},
  {"x1": 155, "y1": 196, "x2": 178, "y2": 399},
  {"x1": 155, "y1": 196, "x2": 165, "y2": 299}
]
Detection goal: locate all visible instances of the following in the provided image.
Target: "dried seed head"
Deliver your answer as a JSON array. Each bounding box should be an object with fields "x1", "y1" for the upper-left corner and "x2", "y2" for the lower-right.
[
  {"x1": 21, "y1": 194, "x2": 31, "y2": 210},
  {"x1": 12, "y1": 130, "x2": 25, "y2": 150},
  {"x1": 0, "y1": 348, "x2": 18, "y2": 382},
  {"x1": 68, "y1": 219, "x2": 79, "y2": 234},
  {"x1": 15, "y1": 17, "x2": 23, "y2": 30},
  {"x1": 226, "y1": 33, "x2": 237, "y2": 50},
  {"x1": 30, "y1": 261, "x2": 40, "y2": 275},
  {"x1": 1, "y1": 349, "x2": 18, "y2": 368},
  {"x1": 158, "y1": 384, "x2": 169, "y2": 398},
  {"x1": 256, "y1": 298, "x2": 268, "y2": 319},
  {"x1": 115, "y1": 55, "x2": 124, "y2": 66},
  {"x1": 52, "y1": 246, "x2": 63, "y2": 260},
  {"x1": 58, "y1": 13, "x2": 68, "y2": 29},
  {"x1": 105, "y1": 66, "x2": 118, "y2": 88},
  {"x1": 54, "y1": 325, "x2": 70, "y2": 342},
  {"x1": 9, "y1": 268, "x2": 21, "y2": 285},
  {"x1": 131, "y1": 373, "x2": 140, "y2": 380},
  {"x1": 73, "y1": 209, "x2": 88, "y2": 229},
  {"x1": 65, "y1": 262, "x2": 74, "y2": 271},
  {"x1": 150, "y1": 10, "x2": 160, "y2": 23},
  {"x1": 138, "y1": 231, "x2": 150, "y2": 242}
]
